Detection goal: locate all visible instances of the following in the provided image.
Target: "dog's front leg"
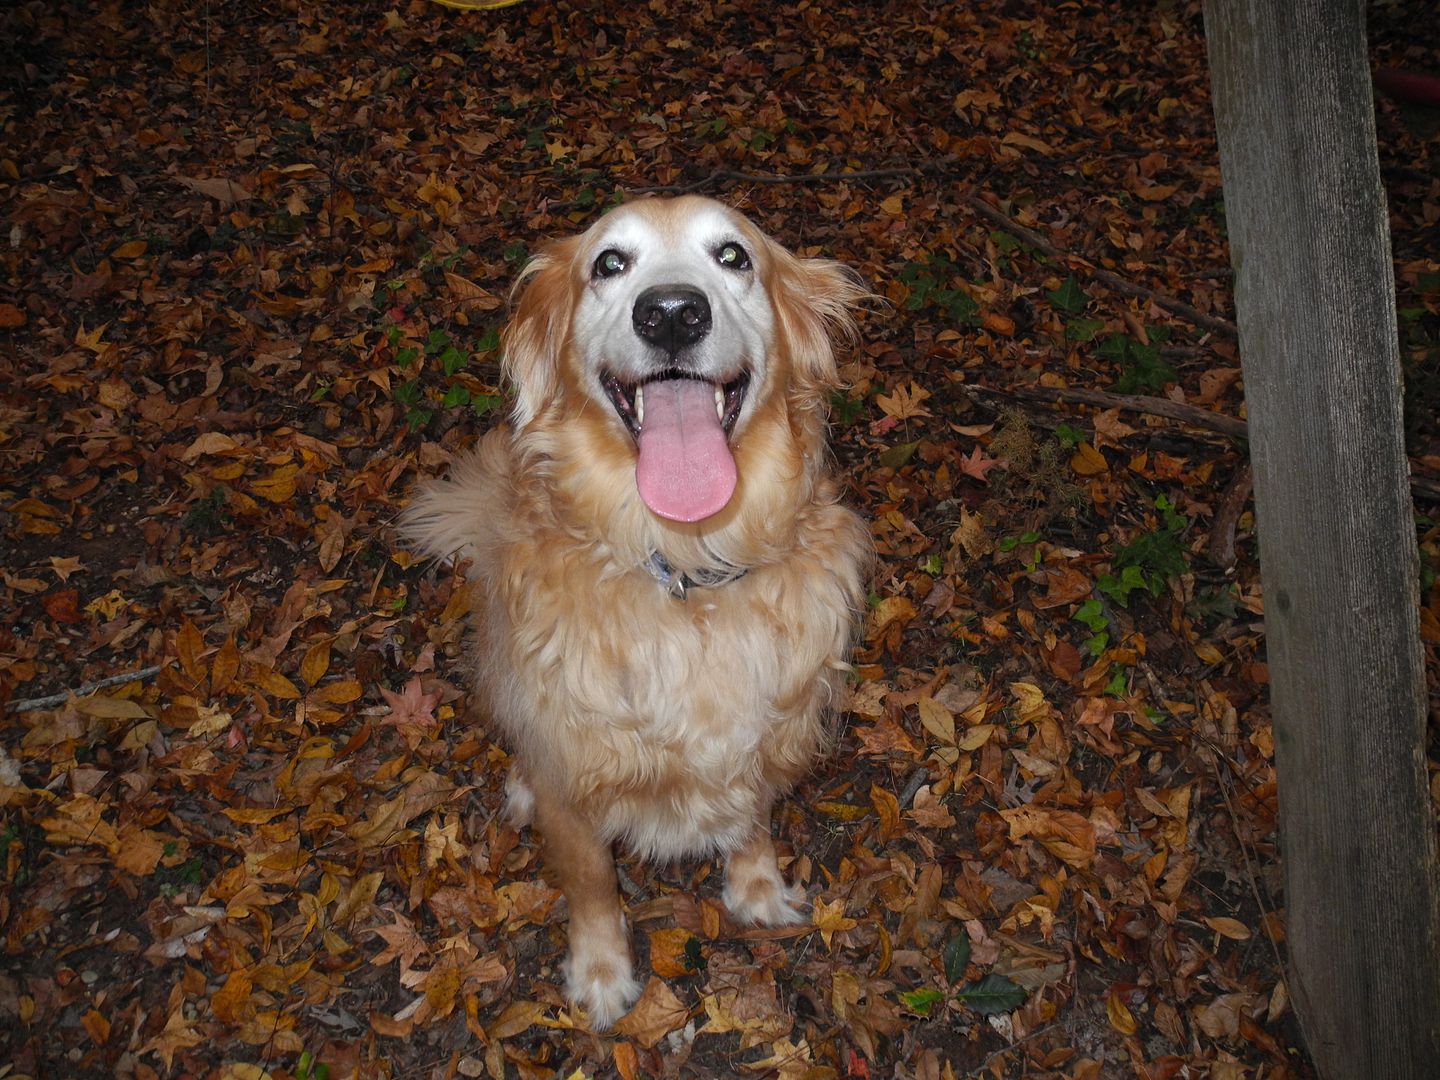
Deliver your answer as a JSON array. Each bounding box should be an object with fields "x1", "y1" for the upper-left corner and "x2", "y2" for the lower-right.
[
  {"x1": 722, "y1": 800, "x2": 806, "y2": 928},
  {"x1": 532, "y1": 785, "x2": 639, "y2": 1029}
]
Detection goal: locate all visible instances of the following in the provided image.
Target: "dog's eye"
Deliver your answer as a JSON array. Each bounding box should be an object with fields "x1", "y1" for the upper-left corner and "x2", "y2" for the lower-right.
[
  {"x1": 715, "y1": 242, "x2": 751, "y2": 271},
  {"x1": 594, "y1": 249, "x2": 628, "y2": 278}
]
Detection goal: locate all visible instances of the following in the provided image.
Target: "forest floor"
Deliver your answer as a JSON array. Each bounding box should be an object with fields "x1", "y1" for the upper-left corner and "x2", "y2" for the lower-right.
[{"x1": 2, "y1": 1, "x2": 1438, "y2": 1078}]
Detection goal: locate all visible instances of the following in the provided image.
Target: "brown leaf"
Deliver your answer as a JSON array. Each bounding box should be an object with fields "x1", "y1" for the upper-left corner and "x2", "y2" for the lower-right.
[
  {"x1": 177, "y1": 175, "x2": 253, "y2": 204},
  {"x1": 613, "y1": 977, "x2": 690, "y2": 1047}
]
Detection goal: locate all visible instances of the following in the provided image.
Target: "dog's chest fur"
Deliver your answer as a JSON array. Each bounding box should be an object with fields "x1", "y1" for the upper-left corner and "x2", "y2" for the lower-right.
[{"x1": 476, "y1": 494, "x2": 861, "y2": 861}]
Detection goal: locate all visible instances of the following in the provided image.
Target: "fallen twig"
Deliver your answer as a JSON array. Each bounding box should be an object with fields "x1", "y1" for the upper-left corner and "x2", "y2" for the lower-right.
[
  {"x1": 1206, "y1": 463, "x2": 1254, "y2": 569},
  {"x1": 6, "y1": 664, "x2": 165, "y2": 713},
  {"x1": 632, "y1": 165, "x2": 924, "y2": 196},
  {"x1": 960, "y1": 194, "x2": 1239, "y2": 339},
  {"x1": 961, "y1": 381, "x2": 1249, "y2": 439}
]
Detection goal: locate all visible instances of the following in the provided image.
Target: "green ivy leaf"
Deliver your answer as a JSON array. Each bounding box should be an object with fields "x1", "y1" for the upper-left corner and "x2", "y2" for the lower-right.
[
  {"x1": 899, "y1": 988, "x2": 946, "y2": 1016},
  {"x1": 955, "y1": 974, "x2": 1026, "y2": 1016},
  {"x1": 1046, "y1": 275, "x2": 1088, "y2": 314},
  {"x1": 1065, "y1": 317, "x2": 1106, "y2": 342},
  {"x1": 942, "y1": 934, "x2": 971, "y2": 984}
]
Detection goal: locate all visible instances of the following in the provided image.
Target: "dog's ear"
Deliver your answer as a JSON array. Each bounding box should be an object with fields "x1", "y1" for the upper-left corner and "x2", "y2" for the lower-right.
[
  {"x1": 765, "y1": 242, "x2": 870, "y2": 403},
  {"x1": 502, "y1": 236, "x2": 581, "y2": 430}
]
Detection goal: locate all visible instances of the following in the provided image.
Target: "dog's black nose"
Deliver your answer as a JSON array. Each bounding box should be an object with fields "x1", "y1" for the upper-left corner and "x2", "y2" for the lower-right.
[{"x1": 632, "y1": 286, "x2": 711, "y2": 354}]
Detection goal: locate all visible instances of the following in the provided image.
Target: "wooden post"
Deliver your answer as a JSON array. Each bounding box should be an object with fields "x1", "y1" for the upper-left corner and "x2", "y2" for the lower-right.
[{"x1": 1203, "y1": 1, "x2": 1440, "y2": 1075}]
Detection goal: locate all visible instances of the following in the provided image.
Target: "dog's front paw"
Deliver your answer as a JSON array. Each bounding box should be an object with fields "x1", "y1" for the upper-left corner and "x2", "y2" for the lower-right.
[
  {"x1": 722, "y1": 863, "x2": 806, "y2": 928},
  {"x1": 564, "y1": 944, "x2": 641, "y2": 1030}
]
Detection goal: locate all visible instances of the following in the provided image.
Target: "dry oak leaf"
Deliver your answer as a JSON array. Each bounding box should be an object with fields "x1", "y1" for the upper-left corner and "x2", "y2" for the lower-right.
[
  {"x1": 371, "y1": 912, "x2": 431, "y2": 979},
  {"x1": 143, "y1": 1002, "x2": 205, "y2": 1070},
  {"x1": 1092, "y1": 407, "x2": 1139, "y2": 450},
  {"x1": 875, "y1": 381, "x2": 933, "y2": 421},
  {"x1": 380, "y1": 677, "x2": 441, "y2": 728},
  {"x1": 908, "y1": 785, "x2": 957, "y2": 830},
  {"x1": 613, "y1": 977, "x2": 691, "y2": 1047},
  {"x1": 1032, "y1": 566, "x2": 1092, "y2": 609},
  {"x1": 746, "y1": 1037, "x2": 821, "y2": 1080},
  {"x1": 958, "y1": 444, "x2": 1005, "y2": 482},
  {"x1": 812, "y1": 896, "x2": 858, "y2": 949},
  {"x1": 999, "y1": 805, "x2": 1097, "y2": 869}
]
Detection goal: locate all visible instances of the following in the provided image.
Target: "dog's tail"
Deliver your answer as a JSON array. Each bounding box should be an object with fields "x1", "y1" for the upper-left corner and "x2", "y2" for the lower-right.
[{"x1": 399, "y1": 431, "x2": 512, "y2": 570}]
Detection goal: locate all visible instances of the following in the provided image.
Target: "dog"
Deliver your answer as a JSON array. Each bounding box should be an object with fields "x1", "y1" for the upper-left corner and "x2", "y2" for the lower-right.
[{"x1": 402, "y1": 195, "x2": 870, "y2": 1027}]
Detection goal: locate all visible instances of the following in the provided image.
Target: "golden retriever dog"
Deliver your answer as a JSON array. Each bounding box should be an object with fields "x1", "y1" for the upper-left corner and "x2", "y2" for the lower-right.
[{"x1": 403, "y1": 195, "x2": 870, "y2": 1027}]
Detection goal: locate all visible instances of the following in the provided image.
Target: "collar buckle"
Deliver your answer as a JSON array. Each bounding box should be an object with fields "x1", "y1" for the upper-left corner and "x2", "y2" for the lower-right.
[{"x1": 642, "y1": 551, "x2": 746, "y2": 601}]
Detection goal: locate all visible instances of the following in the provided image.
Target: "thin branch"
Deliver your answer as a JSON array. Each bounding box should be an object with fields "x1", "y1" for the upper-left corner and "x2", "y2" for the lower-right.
[
  {"x1": 960, "y1": 382, "x2": 1250, "y2": 439},
  {"x1": 960, "y1": 194, "x2": 1239, "y2": 339},
  {"x1": 6, "y1": 665, "x2": 165, "y2": 713},
  {"x1": 963, "y1": 381, "x2": 1440, "y2": 505},
  {"x1": 1206, "y1": 463, "x2": 1254, "y2": 569},
  {"x1": 629, "y1": 165, "x2": 923, "y2": 197}
]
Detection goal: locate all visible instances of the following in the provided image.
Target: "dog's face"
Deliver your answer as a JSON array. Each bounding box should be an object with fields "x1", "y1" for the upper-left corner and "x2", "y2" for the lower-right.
[{"x1": 502, "y1": 196, "x2": 863, "y2": 535}]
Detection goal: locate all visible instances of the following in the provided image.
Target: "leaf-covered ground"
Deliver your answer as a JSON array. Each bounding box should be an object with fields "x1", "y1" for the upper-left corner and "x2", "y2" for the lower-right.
[{"x1": 3, "y1": 1, "x2": 1438, "y2": 1077}]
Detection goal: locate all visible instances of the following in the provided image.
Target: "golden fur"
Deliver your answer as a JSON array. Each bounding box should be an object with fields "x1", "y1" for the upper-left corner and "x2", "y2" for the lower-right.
[{"x1": 402, "y1": 196, "x2": 870, "y2": 1027}]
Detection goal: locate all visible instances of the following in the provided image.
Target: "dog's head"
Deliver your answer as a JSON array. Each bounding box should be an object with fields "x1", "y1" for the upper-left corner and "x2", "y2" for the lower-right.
[{"x1": 501, "y1": 196, "x2": 865, "y2": 554}]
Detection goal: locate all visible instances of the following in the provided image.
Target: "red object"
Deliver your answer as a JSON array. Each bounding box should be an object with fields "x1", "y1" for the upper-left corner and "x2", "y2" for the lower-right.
[{"x1": 1374, "y1": 67, "x2": 1440, "y2": 106}]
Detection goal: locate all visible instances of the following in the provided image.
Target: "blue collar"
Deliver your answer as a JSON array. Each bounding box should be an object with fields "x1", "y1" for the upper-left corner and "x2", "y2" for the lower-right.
[{"x1": 641, "y1": 551, "x2": 749, "y2": 601}]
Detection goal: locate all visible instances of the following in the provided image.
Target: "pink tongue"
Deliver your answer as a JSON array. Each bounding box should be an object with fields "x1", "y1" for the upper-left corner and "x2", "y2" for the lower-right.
[{"x1": 635, "y1": 378, "x2": 737, "y2": 522}]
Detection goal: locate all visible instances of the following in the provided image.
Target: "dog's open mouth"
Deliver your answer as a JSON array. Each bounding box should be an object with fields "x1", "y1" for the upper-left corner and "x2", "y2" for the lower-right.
[
  {"x1": 601, "y1": 369, "x2": 751, "y2": 523},
  {"x1": 601, "y1": 369, "x2": 750, "y2": 440}
]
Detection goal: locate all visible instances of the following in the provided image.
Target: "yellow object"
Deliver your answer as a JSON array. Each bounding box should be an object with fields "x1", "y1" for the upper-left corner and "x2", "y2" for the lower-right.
[{"x1": 429, "y1": 0, "x2": 525, "y2": 9}]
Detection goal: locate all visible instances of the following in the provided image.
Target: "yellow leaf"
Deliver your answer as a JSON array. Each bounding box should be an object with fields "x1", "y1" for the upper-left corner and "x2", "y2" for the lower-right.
[
  {"x1": 423, "y1": 967, "x2": 463, "y2": 1018},
  {"x1": 251, "y1": 465, "x2": 298, "y2": 504},
  {"x1": 1194, "y1": 641, "x2": 1224, "y2": 664},
  {"x1": 114, "y1": 826, "x2": 166, "y2": 875},
  {"x1": 812, "y1": 896, "x2": 857, "y2": 949},
  {"x1": 311, "y1": 678, "x2": 362, "y2": 705},
  {"x1": 870, "y1": 784, "x2": 903, "y2": 839},
  {"x1": 955, "y1": 724, "x2": 997, "y2": 751},
  {"x1": 189, "y1": 705, "x2": 233, "y2": 738},
  {"x1": 118, "y1": 719, "x2": 158, "y2": 751},
  {"x1": 1204, "y1": 916, "x2": 1252, "y2": 941},
  {"x1": 917, "y1": 696, "x2": 955, "y2": 746},
  {"x1": 1107, "y1": 991, "x2": 1137, "y2": 1034},
  {"x1": 880, "y1": 194, "x2": 905, "y2": 216},
  {"x1": 487, "y1": 999, "x2": 547, "y2": 1039},
  {"x1": 112, "y1": 239, "x2": 148, "y2": 259},
  {"x1": 250, "y1": 667, "x2": 300, "y2": 699},
  {"x1": 1009, "y1": 681, "x2": 1051, "y2": 725},
  {"x1": 75, "y1": 322, "x2": 109, "y2": 352},
  {"x1": 649, "y1": 927, "x2": 700, "y2": 978},
  {"x1": 813, "y1": 800, "x2": 868, "y2": 822},
  {"x1": 82, "y1": 1007, "x2": 111, "y2": 1045},
  {"x1": 75, "y1": 694, "x2": 150, "y2": 719},
  {"x1": 299, "y1": 641, "x2": 331, "y2": 687},
  {"x1": 444, "y1": 271, "x2": 503, "y2": 310},
  {"x1": 212, "y1": 636, "x2": 240, "y2": 694},
  {"x1": 875, "y1": 381, "x2": 933, "y2": 421},
  {"x1": 179, "y1": 431, "x2": 241, "y2": 462},
  {"x1": 1071, "y1": 441, "x2": 1109, "y2": 476},
  {"x1": 211, "y1": 969, "x2": 254, "y2": 1023}
]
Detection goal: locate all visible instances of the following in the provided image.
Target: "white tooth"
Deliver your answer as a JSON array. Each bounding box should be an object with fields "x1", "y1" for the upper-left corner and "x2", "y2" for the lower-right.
[
  {"x1": 715, "y1": 385, "x2": 725, "y2": 419},
  {"x1": 635, "y1": 385, "x2": 644, "y2": 426}
]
